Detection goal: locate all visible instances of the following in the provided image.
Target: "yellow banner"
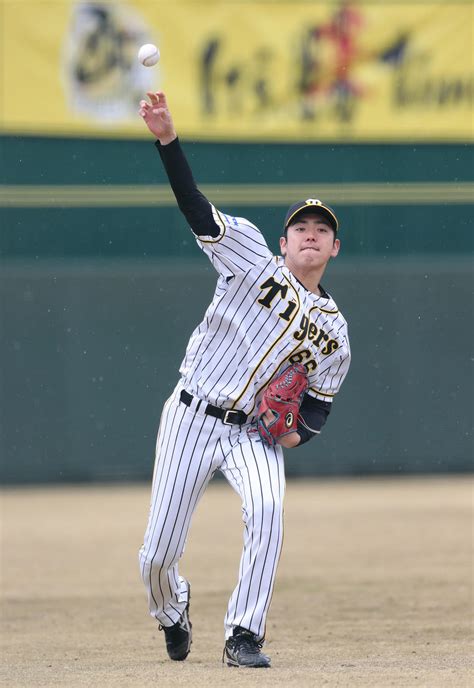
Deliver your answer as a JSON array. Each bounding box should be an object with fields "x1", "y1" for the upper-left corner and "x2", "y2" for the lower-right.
[{"x1": 1, "y1": 0, "x2": 472, "y2": 141}]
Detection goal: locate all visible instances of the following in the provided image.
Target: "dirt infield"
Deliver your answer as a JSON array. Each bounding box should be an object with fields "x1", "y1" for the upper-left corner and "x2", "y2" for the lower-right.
[{"x1": 1, "y1": 476, "x2": 472, "y2": 687}]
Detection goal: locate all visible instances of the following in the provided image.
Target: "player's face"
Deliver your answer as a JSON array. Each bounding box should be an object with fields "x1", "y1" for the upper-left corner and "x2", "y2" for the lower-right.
[{"x1": 280, "y1": 213, "x2": 340, "y2": 271}]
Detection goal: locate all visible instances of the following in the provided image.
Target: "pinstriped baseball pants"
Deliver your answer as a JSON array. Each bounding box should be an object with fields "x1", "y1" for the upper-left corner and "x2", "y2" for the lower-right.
[{"x1": 138, "y1": 383, "x2": 285, "y2": 641}]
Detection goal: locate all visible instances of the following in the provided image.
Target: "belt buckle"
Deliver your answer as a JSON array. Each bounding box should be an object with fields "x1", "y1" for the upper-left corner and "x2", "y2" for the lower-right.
[{"x1": 222, "y1": 409, "x2": 235, "y2": 425}]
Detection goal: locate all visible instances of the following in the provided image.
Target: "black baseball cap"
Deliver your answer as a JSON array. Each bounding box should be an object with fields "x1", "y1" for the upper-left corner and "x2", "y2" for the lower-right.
[{"x1": 283, "y1": 198, "x2": 339, "y2": 234}]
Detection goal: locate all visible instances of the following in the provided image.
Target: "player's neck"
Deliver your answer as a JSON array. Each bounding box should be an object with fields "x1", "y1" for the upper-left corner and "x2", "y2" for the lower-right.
[{"x1": 285, "y1": 261, "x2": 326, "y2": 296}]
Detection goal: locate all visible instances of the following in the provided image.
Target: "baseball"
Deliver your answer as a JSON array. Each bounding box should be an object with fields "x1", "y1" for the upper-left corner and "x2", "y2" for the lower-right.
[{"x1": 138, "y1": 43, "x2": 160, "y2": 67}]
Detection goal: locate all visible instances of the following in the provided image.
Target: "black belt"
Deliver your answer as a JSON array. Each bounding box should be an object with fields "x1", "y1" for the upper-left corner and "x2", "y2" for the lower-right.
[{"x1": 180, "y1": 390, "x2": 248, "y2": 425}]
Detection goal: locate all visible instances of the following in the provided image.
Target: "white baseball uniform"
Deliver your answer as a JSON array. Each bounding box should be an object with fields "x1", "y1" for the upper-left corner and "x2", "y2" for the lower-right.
[{"x1": 139, "y1": 203, "x2": 351, "y2": 641}]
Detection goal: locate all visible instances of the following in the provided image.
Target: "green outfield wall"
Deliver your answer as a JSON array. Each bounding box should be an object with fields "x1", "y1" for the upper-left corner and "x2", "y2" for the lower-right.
[
  {"x1": 1, "y1": 137, "x2": 473, "y2": 259},
  {"x1": 0, "y1": 136, "x2": 472, "y2": 483}
]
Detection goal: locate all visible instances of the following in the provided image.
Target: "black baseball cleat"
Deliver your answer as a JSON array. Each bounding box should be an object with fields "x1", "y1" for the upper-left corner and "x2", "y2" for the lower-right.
[
  {"x1": 159, "y1": 588, "x2": 192, "y2": 661},
  {"x1": 223, "y1": 626, "x2": 271, "y2": 668}
]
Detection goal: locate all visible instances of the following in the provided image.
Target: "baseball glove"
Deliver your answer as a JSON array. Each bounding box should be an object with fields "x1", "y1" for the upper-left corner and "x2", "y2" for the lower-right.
[{"x1": 256, "y1": 363, "x2": 309, "y2": 446}]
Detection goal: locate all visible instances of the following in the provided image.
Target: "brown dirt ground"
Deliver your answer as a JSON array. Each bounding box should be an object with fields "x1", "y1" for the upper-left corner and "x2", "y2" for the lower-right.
[{"x1": 1, "y1": 476, "x2": 472, "y2": 688}]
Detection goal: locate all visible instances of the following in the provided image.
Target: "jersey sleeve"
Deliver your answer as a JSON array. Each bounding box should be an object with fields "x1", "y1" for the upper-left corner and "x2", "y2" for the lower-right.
[
  {"x1": 309, "y1": 330, "x2": 351, "y2": 402},
  {"x1": 195, "y1": 205, "x2": 273, "y2": 278}
]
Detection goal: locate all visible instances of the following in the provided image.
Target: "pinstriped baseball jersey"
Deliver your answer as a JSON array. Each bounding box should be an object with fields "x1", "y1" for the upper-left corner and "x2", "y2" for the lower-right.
[{"x1": 180, "y1": 205, "x2": 351, "y2": 417}]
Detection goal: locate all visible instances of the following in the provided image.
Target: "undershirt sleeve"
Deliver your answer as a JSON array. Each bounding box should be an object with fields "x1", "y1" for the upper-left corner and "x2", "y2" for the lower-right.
[
  {"x1": 296, "y1": 394, "x2": 332, "y2": 446},
  {"x1": 155, "y1": 138, "x2": 220, "y2": 238}
]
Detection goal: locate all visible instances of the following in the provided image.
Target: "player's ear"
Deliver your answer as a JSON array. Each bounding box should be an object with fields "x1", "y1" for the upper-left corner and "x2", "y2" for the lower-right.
[
  {"x1": 280, "y1": 236, "x2": 287, "y2": 257},
  {"x1": 331, "y1": 237, "x2": 340, "y2": 257}
]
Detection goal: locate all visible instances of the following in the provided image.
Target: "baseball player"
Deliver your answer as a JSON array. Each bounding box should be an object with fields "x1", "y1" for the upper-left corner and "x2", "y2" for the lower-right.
[{"x1": 138, "y1": 91, "x2": 351, "y2": 668}]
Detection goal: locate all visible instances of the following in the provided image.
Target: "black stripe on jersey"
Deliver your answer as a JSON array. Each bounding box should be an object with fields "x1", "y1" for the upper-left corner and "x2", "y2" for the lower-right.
[
  {"x1": 221, "y1": 231, "x2": 270, "y2": 260},
  {"x1": 312, "y1": 309, "x2": 339, "y2": 342},
  {"x1": 191, "y1": 260, "x2": 272, "y2": 372},
  {"x1": 230, "y1": 220, "x2": 270, "y2": 250},
  {"x1": 328, "y1": 356, "x2": 348, "y2": 391},
  {"x1": 211, "y1": 234, "x2": 267, "y2": 272},
  {"x1": 208, "y1": 248, "x2": 240, "y2": 277},
  {"x1": 317, "y1": 349, "x2": 345, "y2": 378},
  {"x1": 315, "y1": 356, "x2": 347, "y2": 396},
  {"x1": 209, "y1": 262, "x2": 300, "y2": 402},
  {"x1": 211, "y1": 211, "x2": 270, "y2": 249},
  {"x1": 230, "y1": 271, "x2": 300, "y2": 407},
  {"x1": 199, "y1": 274, "x2": 286, "y2": 391},
  {"x1": 182, "y1": 321, "x2": 207, "y2": 373},
  {"x1": 220, "y1": 292, "x2": 304, "y2": 407},
  {"x1": 310, "y1": 310, "x2": 346, "y2": 361},
  {"x1": 181, "y1": 277, "x2": 229, "y2": 372}
]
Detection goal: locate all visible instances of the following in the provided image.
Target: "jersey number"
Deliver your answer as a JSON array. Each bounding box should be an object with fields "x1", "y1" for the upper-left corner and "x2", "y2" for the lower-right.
[{"x1": 289, "y1": 350, "x2": 317, "y2": 372}]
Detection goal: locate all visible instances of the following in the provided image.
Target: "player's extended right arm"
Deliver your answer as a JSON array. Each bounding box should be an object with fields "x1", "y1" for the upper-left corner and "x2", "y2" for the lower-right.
[{"x1": 139, "y1": 91, "x2": 220, "y2": 238}]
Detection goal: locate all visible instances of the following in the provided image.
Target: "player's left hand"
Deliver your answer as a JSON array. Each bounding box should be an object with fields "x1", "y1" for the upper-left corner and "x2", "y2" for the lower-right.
[
  {"x1": 261, "y1": 410, "x2": 300, "y2": 447},
  {"x1": 256, "y1": 364, "x2": 308, "y2": 447}
]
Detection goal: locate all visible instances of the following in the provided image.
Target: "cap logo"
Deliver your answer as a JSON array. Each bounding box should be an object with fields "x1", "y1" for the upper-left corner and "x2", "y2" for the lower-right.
[{"x1": 284, "y1": 197, "x2": 338, "y2": 233}]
